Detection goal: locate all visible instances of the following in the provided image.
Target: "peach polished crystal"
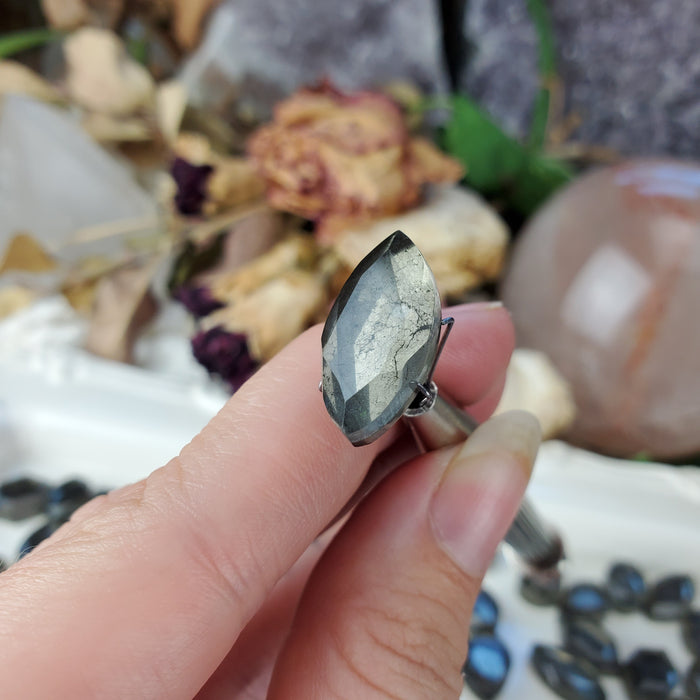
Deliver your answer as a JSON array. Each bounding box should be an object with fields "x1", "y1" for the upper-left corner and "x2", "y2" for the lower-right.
[{"x1": 502, "y1": 160, "x2": 700, "y2": 459}]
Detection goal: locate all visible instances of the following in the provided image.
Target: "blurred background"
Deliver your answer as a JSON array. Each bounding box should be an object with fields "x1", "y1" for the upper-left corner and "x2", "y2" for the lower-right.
[{"x1": 0, "y1": 1, "x2": 699, "y2": 698}]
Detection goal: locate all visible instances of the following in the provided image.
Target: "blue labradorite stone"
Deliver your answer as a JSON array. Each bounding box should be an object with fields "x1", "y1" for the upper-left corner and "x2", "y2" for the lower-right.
[
  {"x1": 644, "y1": 575, "x2": 695, "y2": 620},
  {"x1": 46, "y1": 479, "x2": 92, "y2": 520},
  {"x1": 0, "y1": 477, "x2": 49, "y2": 521},
  {"x1": 623, "y1": 650, "x2": 678, "y2": 699},
  {"x1": 18, "y1": 520, "x2": 62, "y2": 558},
  {"x1": 321, "y1": 231, "x2": 442, "y2": 445},
  {"x1": 687, "y1": 659, "x2": 700, "y2": 699},
  {"x1": 607, "y1": 563, "x2": 646, "y2": 612},
  {"x1": 561, "y1": 584, "x2": 610, "y2": 622},
  {"x1": 520, "y1": 571, "x2": 562, "y2": 606},
  {"x1": 471, "y1": 590, "x2": 499, "y2": 633},
  {"x1": 462, "y1": 635, "x2": 510, "y2": 699},
  {"x1": 531, "y1": 645, "x2": 605, "y2": 700},
  {"x1": 684, "y1": 610, "x2": 700, "y2": 657},
  {"x1": 562, "y1": 617, "x2": 619, "y2": 674}
]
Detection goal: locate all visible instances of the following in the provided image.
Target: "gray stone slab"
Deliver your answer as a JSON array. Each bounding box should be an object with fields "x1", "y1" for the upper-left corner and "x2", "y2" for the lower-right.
[
  {"x1": 181, "y1": 0, "x2": 450, "y2": 119},
  {"x1": 461, "y1": 0, "x2": 700, "y2": 157}
]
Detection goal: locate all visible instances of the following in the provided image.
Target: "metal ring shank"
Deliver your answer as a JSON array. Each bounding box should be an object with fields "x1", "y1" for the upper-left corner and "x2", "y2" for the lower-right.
[{"x1": 408, "y1": 390, "x2": 564, "y2": 572}]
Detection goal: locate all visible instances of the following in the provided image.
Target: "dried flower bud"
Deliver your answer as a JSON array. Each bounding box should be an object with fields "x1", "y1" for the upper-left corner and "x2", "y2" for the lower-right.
[
  {"x1": 191, "y1": 326, "x2": 257, "y2": 391},
  {"x1": 171, "y1": 157, "x2": 213, "y2": 215},
  {"x1": 173, "y1": 285, "x2": 224, "y2": 318}
]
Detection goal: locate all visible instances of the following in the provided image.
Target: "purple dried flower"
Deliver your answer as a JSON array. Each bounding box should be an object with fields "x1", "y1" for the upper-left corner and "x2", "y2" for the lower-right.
[
  {"x1": 191, "y1": 326, "x2": 257, "y2": 391},
  {"x1": 173, "y1": 285, "x2": 224, "y2": 318},
  {"x1": 171, "y1": 157, "x2": 214, "y2": 216}
]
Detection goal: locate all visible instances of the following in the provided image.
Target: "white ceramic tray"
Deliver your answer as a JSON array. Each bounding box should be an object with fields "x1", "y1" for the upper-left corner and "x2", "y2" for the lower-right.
[{"x1": 0, "y1": 345, "x2": 698, "y2": 699}]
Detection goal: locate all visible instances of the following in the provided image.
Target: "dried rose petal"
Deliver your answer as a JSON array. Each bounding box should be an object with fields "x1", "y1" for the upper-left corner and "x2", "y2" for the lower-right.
[
  {"x1": 172, "y1": 157, "x2": 213, "y2": 215},
  {"x1": 173, "y1": 285, "x2": 224, "y2": 318},
  {"x1": 191, "y1": 326, "x2": 257, "y2": 391},
  {"x1": 247, "y1": 83, "x2": 463, "y2": 230}
]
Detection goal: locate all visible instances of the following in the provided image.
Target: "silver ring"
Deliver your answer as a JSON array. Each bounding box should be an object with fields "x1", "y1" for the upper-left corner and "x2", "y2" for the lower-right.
[{"x1": 320, "y1": 230, "x2": 563, "y2": 572}]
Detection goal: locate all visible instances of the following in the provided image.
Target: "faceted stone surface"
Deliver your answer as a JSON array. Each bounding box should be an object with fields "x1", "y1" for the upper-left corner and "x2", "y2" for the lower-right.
[
  {"x1": 684, "y1": 610, "x2": 700, "y2": 658},
  {"x1": 471, "y1": 590, "x2": 499, "y2": 634},
  {"x1": 563, "y1": 617, "x2": 619, "y2": 674},
  {"x1": 462, "y1": 635, "x2": 510, "y2": 699},
  {"x1": 623, "y1": 650, "x2": 678, "y2": 700},
  {"x1": 531, "y1": 645, "x2": 605, "y2": 700},
  {"x1": 561, "y1": 584, "x2": 610, "y2": 622},
  {"x1": 644, "y1": 575, "x2": 695, "y2": 621},
  {"x1": 322, "y1": 231, "x2": 441, "y2": 445},
  {"x1": 607, "y1": 563, "x2": 646, "y2": 612},
  {"x1": 502, "y1": 160, "x2": 700, "y2": 459},
  {"x1": 520, "y1": 571, "x2": 562, "y2": 607}
]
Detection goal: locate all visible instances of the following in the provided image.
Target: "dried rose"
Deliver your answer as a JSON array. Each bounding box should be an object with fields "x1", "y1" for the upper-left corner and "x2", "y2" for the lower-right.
[
  {"x1": 173, "y1": 285, "x2": 224, "y2": 318},
  {"x1": 171, "y1": 157, "x2": 214, "y2": 216},
  {"x1": 247, "y1": 84, "x2": 463, "y2": 231},
  {"x1": 191, "y1": 326, "x2": 257, "y2": 391}
]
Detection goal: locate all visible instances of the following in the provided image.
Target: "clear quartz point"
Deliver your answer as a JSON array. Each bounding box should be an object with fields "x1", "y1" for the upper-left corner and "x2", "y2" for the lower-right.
[{"x1": 321, "y1": 230, "x2": 441, "y2": 445}]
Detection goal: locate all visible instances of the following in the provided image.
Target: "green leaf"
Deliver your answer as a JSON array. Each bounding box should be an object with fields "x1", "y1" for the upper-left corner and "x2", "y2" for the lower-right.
[
  {"x1": 442, "y1": 95, "x2": 527, "y2": 194},
  {"x1": 526, "y1": 0, "x2": 558, "y2": 149},
  {"x1": 0, "y1": 28, "x2": 62, "y2": 60},
  {"x1": 508, "y1": 155, "x2": 573, "y2": 216},
  {"x1": 440, "y1": 95, "x2": 573, "y2": 216}
]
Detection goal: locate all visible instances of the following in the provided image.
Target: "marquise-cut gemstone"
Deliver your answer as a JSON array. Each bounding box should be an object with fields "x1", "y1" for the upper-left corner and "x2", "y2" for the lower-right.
[{"x1": 321, "y1": 231, "x2": 441, "y2": 445}]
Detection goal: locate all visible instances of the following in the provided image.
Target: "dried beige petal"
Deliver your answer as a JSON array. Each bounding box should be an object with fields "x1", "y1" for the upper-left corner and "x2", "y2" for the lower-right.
[
  {"x1": 64, "y1": 28, "x2": 155, "y2": 115},
  {"x1": 494, "y1": 348, "x2": 576, "y2": 440},
  {"x1": 156, "y1": 79, "x2": 187, "y2": 143},
  {"x1": 330, "y1": 185, "x2": 509, "y2": 299},
  {"x1": 173, "y1": 131, "x2": 214, "y2": 165},
  {"x1": 210, "y1": 234, "x2": 318, "y2": 304},
  {"x1": 0, "y1": 61, "x2": 62, "y2": 103},
  {"x1": 0, "y1": 285, "x2": 37, "y2": 320},
  {"x1": 84, "y1": 258, "x2": 159, "y2": 362},
  {"x1": 171, "y1": 0, "x2": 222, "y2": 50},
  {"x1": 0, "y1": 233, "x2": 56, "y2": 274},
  {"x1": 82, "y1": 112, "x2": 152, "y2": 142},
  {"x1": 203, "y1": 157, "x2": 265, "y2": 215},
  {"x1": 41, "y1": 0, "x2": 90, "y2": 29},
  {"x1": 205, "y1": 269, "x2": 328, "y2": 361}
]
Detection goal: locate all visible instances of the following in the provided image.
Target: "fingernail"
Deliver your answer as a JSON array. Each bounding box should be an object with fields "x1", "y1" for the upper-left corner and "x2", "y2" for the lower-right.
[{"x1": 429, "y1": 411, "x2": 541, "y2": 576}]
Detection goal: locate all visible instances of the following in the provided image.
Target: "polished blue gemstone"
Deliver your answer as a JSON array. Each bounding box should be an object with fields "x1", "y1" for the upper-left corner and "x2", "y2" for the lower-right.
[
  {"x1": 521, "y1": 571, "x2": 562, "y2": 606},
  {"x1": 644, "y1": 575, "x2": 695, "y2": 620},
  {"x1": 687, "y1": 659, "x2": 700, "y2": 699},
  {"x1": 607, "y1": 563, "x2": 646, "y2": 612},
  {"x1": 47, "y1": 479, "x2": 92, "y2": 520},
  {"x1": 684, "y1": 610, "x2": 700, "y2": 658},
  {"x1": 471, "y1": 590, "x2": 499, "y2": 633},
  {"x1": 18, "y1": 521, "x2": 62, "y2": 558},
  {"x1": 561, "y1": 584, "x2": 610, "y2": 622},
  {"x1": 563, "y1": 617, "x2": 619, "y2": 674},
  {"x1": 0, "y1": 477, "x2": 49, "y2": 521},
  {"x1": 462, "y1": 635, "x2": 510, "y2": 699},
  {"x1": 531, "y1": 645, "x2": 605, "y2": 700},
  {"x1": 624, "y1": 649, "x2": 678, "y2": 700}
]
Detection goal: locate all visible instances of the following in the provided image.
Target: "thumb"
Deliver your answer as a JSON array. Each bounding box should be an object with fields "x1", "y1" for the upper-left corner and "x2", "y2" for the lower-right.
[{"x1": 268, "y1": 411, "x2": 541, "y2": 699}]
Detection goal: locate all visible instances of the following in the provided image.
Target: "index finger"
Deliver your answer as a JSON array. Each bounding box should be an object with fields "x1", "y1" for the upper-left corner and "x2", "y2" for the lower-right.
[{"x1": 0, "y1": 303, "x2": 513, "y2": 698}]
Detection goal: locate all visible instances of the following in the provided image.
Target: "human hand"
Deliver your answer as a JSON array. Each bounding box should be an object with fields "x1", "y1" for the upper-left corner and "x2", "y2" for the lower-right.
[{"x1": 0, "y1": 302, "x2": 541, "y2": 699}]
